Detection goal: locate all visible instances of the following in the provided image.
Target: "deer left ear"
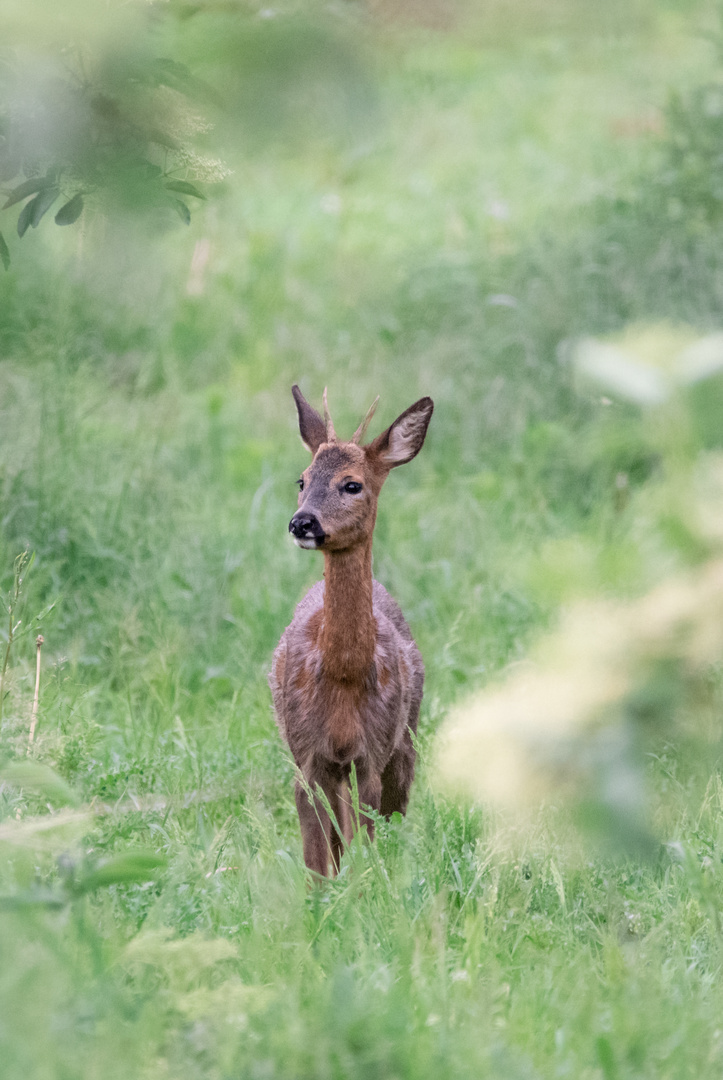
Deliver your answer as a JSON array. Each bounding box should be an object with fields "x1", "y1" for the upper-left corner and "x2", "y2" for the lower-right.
[
  {"x1": 367, "y1": 397, "x2": 434, "y2": 469},
  {"x1": 292, "y1": 384, "x2": 327, "y2": 454}
]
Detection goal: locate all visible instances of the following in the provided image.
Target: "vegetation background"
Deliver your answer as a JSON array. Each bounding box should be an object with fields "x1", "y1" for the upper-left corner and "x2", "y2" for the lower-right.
[{"x1": 3, "y1": 0, "x2": 723, "y2": 1077}]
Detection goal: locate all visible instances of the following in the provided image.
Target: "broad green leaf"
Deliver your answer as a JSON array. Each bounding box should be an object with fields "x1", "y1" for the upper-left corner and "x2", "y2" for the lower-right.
[
  {"x1": 0, "y1": 231, "x2": 9, "y2": 270},
  {"x1": 30, "y1": 186, "x2": 59, "y2": 228},
  {"x1": 54, "y1": 193, "x2": 84, "y2": 226},
  {"x1": 173, "y1": 198, "x2": 191, "y2": 225},
  {"x1": 1, "y1": 176, "x2": 50, "y2": 211},
  {"x1": 17, "y1": 198, "x2": 34, "y2": 237},
  {"x1": 165, "y1": 180, "x2": 206, "y2": 200},
  {"x1": 74, "y1": 850, "x2": 166, "y2": 893},
  {"x1": 0, "y1": 761, "x2": 80, "y2": 807}
]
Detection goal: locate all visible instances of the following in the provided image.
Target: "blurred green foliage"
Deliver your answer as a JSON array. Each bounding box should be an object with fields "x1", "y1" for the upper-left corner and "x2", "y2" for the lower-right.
[
  {"x1": 659, "y1": 3, "x2": 723, "y2": 223},
  {"x1": 0, "y1": 1, "x2": 373, "y2": 263}
]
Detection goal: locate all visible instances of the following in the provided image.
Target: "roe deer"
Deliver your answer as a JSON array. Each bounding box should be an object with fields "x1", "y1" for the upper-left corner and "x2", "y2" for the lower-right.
[{"x1": 269, "y1": 385, "x2": 434, "y2": 877}]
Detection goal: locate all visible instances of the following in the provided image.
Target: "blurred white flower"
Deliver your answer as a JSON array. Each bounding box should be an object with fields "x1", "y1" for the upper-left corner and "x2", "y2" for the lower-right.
[
  {"x1": 320, "y1": 193, "x2": 342, "y2": 216},
  {"x1": 572, "y1": 323, "x2": 723, "y2": 405},
  {"x1": 486, "y1": 198, "x2": 510, "y2": 221},
  {"x1": 436, "y1": 559, "x2": 723, "y2": 814}
]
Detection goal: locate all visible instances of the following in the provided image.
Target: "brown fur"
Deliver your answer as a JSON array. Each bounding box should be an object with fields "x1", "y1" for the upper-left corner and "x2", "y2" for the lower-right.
[{"x1": 269, "y1": 387, "x2": 433, "y2": 877}]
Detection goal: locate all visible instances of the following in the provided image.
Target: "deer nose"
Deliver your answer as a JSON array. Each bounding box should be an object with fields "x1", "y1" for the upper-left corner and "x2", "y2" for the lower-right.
[{"x1": 289, "y1": 512, "x2": 325, "y2": 541}]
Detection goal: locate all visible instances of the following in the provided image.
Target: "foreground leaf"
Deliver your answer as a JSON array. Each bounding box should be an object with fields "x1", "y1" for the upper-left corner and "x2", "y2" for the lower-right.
[
  {"x1": 17, "y1": 199, "x2": 34, "y2": 237},
  {"x1": 0, "y1": 231, "x2": 9, "y2": 270},
  {"x1": 30, "y1": 186, "x2": 60, "y2": 228},
  {"x1": 1, "y1": 176, "x2": 50, "y2": 211},
  {"x1": 54, "y1": 194, "x2": 84, "y2": 226},
  {"x1": 173, "y1": 198, "x2": 191, "y2": 224},
  {"x1": 74, "y1": 850, "x2": 166, "y2": 893},
  {"x1": 165, "y1": 180, "x2": 206, "y2": 200},
  {"x1": 0, "y1": 762, "x2": 80, "y2": 807}
]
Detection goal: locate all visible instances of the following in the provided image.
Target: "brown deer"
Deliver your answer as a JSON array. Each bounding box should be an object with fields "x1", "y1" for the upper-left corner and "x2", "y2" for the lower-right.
[{"x1": 269, "y1": 385, "x2": 433, "y2": 877}]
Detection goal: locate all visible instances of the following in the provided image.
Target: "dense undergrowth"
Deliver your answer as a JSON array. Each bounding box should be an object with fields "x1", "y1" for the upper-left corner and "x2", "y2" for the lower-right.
[{"x1": 3, "y1": 2, "x2": 723, "y2": 1077}]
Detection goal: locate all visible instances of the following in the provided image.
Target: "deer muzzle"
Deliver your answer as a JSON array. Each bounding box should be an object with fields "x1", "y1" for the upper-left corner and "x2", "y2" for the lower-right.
[{"x1": 289, "y1": 512, "x2": 326, "y2": 549}]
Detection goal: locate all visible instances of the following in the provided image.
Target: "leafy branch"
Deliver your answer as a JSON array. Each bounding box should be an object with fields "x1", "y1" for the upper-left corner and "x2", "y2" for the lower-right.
[{"x1": 0, "y1": 48, "x2": 214, "y2": 268}]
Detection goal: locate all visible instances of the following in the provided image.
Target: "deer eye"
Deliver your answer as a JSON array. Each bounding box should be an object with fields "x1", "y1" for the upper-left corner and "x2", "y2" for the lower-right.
[
  {"x1": 296, "y1": 478, "x2": 304, "y2": 490},
  {"x1": 343, "y1": 481, "x2": 362, "y2": 494}
]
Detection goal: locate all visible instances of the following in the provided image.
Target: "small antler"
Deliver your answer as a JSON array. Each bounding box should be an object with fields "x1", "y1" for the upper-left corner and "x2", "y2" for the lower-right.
[
  {"x1": 322, "y1": 387, "x2": 337, "y2": 443},
  {"x1": 352, "y1": 395, "x2": 380, "y2": 444}
]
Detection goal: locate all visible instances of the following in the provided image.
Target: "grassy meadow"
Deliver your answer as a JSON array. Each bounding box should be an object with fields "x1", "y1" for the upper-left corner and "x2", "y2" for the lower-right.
[{"x1": 4, "y1": 2, "x2": 723, "y2": 1077}]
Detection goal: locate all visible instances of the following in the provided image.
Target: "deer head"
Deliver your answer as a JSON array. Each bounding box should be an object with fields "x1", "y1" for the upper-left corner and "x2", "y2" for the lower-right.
[{"x1": 289, "y1": 385, "x2": 434, "y2": 552}]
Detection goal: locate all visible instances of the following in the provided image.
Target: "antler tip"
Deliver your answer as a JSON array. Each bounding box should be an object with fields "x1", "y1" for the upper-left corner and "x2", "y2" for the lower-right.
[
  {"x1": 322, "y1": 387, "x2": 336, "y2": 442},
  {"x1": 352, "y1": 394, "x2": 380, "y2": 444}
]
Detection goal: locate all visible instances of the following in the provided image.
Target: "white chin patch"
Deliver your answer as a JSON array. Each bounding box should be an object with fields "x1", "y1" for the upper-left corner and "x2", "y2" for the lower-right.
[{"x1": 294, "y1": 537, "x2": 321, "y2": 550}]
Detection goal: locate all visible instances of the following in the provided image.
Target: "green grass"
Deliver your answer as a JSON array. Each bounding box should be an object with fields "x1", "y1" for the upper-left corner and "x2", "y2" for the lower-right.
[{"x1": 3, "y1": 3, "x2": 723, "y2": 1077}]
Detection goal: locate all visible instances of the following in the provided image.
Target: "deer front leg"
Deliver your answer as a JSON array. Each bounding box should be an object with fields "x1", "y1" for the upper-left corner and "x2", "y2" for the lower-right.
[
  {"x1": 353, "y1": 765, "x2": 382, "y2": 843},
  {"x1": 330, "y1": 787, "x2": 350, "y2": 874},
  {"x1": 380, "y1": 730, "x2": 417, "y2": 818},
  {"x1": 293, "y1": 777, "x2": 339, "y2": 876}
]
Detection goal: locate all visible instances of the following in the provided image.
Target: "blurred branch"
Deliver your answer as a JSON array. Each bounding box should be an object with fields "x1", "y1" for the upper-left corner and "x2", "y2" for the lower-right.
[{"x1": 0, "y1": 2, "x2": 374, "y2": 268}]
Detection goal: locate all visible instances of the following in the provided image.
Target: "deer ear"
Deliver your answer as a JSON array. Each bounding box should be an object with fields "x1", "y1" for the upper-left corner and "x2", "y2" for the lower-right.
[
  {"x1": 367, "y1": 397, "x2": 434, "y2": 469},
  {"x1": 292, "y1": 385, "x2": 326, "y2": 454}
]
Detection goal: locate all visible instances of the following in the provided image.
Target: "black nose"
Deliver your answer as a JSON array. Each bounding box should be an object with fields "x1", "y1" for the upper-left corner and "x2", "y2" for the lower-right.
[{"x1": 289, "y1": 512, "x2": 325, "y2": 540}]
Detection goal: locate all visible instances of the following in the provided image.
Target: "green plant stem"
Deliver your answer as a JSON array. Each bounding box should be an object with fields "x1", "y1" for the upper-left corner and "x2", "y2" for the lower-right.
[{"x1": 0, "y1": 596, "x2": 15, "y2": 725}]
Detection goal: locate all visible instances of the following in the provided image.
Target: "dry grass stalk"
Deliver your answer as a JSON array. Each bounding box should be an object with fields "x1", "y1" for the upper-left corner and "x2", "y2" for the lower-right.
[{"x1": 28, "y1": 634, "x2": 43, "y2": 745}]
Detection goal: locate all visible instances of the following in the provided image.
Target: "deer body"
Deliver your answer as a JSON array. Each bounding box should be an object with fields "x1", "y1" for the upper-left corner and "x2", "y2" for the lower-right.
[{"x1": 270, "y1": 389, "x2": 433, "y2": 877}]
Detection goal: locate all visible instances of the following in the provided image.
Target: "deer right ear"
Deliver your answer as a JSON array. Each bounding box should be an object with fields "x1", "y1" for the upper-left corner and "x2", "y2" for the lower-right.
[
  {"x1": 292, "y1": 385, "x2": 327, "y2": 454},
  {"x1": 367, "y1": 397, "x2": 434, "y2": 470}
]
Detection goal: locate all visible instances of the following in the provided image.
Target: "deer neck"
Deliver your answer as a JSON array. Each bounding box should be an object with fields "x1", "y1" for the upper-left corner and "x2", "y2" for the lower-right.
[{"x1": 321, "y1": 539, "x2": 376, "y2": 683}]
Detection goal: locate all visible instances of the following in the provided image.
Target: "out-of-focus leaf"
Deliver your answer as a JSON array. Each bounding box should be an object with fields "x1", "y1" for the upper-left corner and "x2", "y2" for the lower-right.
[
  {"x1": 0, "y1": 761, "x2": 80, "y2": 807},
  {"x1": 17, "y1": 198, "x2": 34, "y2": 237},
  {"x1": 1, "y1": 175, "x2": 50, "y2": 210},
  {"x1": 0, "y1": 231, "x2": 9, "y2": 270},
  {"x1": 74, "y1": 850, "x2": 166, "y2": 893},
  {"x1": 132, "y1": 161, "x2": 163, "y2": 180},
  {"x1": 596, "y1": 1036, "x2": 617, "y2": 1080},
  {"x1": 173, "y1": 198, "x2": 191, "y2": 225},
  {"x1": 54, "y1": 193, "x2": 84, "y2": 226},
  {"x1": 30, "y1": 186, "x2": 59, "y2": 227},
  {"x1": 165, "y1": 180, "x2": 206, "y2": 200}
]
